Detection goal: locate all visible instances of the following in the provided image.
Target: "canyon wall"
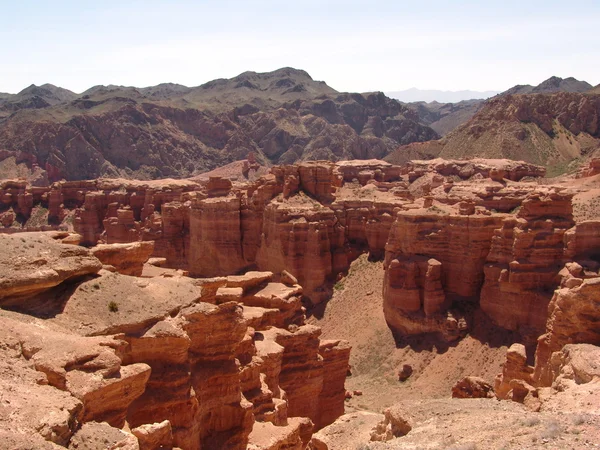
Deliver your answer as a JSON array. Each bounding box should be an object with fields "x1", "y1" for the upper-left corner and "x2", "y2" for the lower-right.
[
  {"x1": 3, "y1": 159, "x2": 599, "y2": 344},
  {"x1": 0, "y1": 232, "x2": 350, "y2": 449}
]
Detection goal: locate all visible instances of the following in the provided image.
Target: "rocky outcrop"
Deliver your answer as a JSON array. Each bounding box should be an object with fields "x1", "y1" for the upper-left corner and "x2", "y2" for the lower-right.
[
  {"x1": 451, "y1": 376, "x2": 495, "y2": 399},
  {"x1": 0, "y1": 313, "x2": 151, "y2": 446},
  {"x1": 402, "y1": 158, "x2": 546, "y2": 181},
  {"x1": 548, "y1": 343, "x2": 600, "y2": 387},
  {"x1": 0, "y1": 231, "x2": 350, "y2": 449},
  {"x1": 131, "y1": 420, "x2": 174, "y2": 450},
  {"x1": 534, "y1": 278, "x2": 600, "y2": 386},
  {"x1": 494, "y1": 343, "x2": 534, "y2": 399},
  {"x1": 480, "y1": 190, "x2": 575, "y2": 341},
  {"x1": 383, "y1": 209, "x2": 503, "y2": 340},
  {"x1": 0, "y1": 232, "x2": 102, "y2": 302},
  {"x1": 91, "y1": 241, "x2": 154, "y2": 276},
  {"x1": 370, "y1": 405, "x2": 413, "y2": 442},
  {"x1": 577, "y1": 157, "x2": 600, "y2": 178}
]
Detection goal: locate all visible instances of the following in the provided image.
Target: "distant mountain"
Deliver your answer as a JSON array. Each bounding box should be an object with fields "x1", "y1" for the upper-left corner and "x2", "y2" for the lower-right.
[
  {"x1": 589, "y1": 84, "x2": 600, "y2": 95},
  {"x1": 404, "y1": 99, "x2": 485, "y2": 137},
  {"x1": 401, "y1": 76, "x2": 598, "y2": 138},
  {"x1": 501, "y1": 76, "x2": 593, "y2": 96},
  {"x1": 0, "y1": 68, "x2": 438, "y2": 181},
  {"x1": 386, "y1": 91, "x2": 600, "y2": 174},
  {"x1": 387, "y1": 88, "x2": 499, "y2": 103},
  {"x1": 0, "y1": 84, "x2": 78, "y2": 118}
]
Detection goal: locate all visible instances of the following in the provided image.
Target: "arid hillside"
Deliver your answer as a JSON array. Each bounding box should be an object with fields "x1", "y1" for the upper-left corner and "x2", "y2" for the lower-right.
[
  {"x1": 388, "y1": 91, "x2": 600, "y2": 174},
  {"x1": 0, "y1": 68, "x2": 437, "y2": 182},
  {"x1": 401, "y1": 76, "x2": 595, "y2": 140}
]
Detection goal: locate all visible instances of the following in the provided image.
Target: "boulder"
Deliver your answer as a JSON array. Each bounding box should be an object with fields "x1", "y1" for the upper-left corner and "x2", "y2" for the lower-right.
[
  {"x1": 451, "y1": 376, "x2": 495, "y2": 399},
  {"x1": 91, "y1": 241, "x2": 155, "y2": 276},
  {"x1": 370, "y1": 405, "x2": 413, "y2": 441}
]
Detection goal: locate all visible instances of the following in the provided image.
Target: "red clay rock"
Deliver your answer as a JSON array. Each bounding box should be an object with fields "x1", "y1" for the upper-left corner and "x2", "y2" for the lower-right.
[
  {"x1": 534, "y1": 278, "x2": 600, "y2": 386},
  {"x1": 91, "y1": 241, "x2": 154, "y2": 276},
  {"x1": 451, "y1": 376, "x2": 495, "y2": 399},
  {"x1": 494, "y1": 343, "x2": 534, "y2": 400},
  {"x1": 0, "y1": 232, "x2": 102, "y2": 302},
  {"x1": 131, "y1": 420, "x2": 174, "y2": 450},
  {"x1": 317, "y1": 339, "x2": 352, "y2": 428}
]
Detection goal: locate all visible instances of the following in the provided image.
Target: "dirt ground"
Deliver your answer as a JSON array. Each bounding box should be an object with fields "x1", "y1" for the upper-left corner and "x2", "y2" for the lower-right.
[
  {"x1": 307, "y1": 254, "x2": 600, "y2": 449},
  {"x1": 308, "y1": 254, "x2": 510, "y2": 412}
]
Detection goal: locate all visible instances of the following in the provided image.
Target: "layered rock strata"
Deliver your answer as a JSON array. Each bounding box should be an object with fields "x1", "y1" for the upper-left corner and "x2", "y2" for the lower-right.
[{"x1": 0, "y1": 232, "x2": 350, "y2": 449}]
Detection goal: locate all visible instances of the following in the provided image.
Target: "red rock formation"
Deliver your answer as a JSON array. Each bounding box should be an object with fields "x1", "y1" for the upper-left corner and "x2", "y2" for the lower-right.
[
  {"x1": 494, "y1": 343, "x2": 534, "y2": 399},
  {"x1": 480, "y1": 191, "x2": 575, "y2": 341},
  {"x1": 401, "y1": 158, "x2": 546, "y2": 181},
  {"x1": 383, "y1": 209, "x2": 502, "y2": 340},
  {"x1": 0, "y1": 227, "x2": 351, "y2": 449},
  {"x1": 317, "y1": 339, "x2": 352, "y2": 428},
  {"x1": 577, "y1": 157, "x2": 600, "y2": 178},
  {"x1": 534, "y1": 278, "x2": 600, "y2": 386},
  {"x1": 91, "y1": 241, "x2": 154, "y2": 276},
  {"x1": 189, "y1": 196, "x2": 249, "y2": 276},
  {"x1": 0, "y1": 232, "x2": 102, "y2": 302},
  {"x1": 451, "y1": 376, "x2": 495, "y2": 399}
]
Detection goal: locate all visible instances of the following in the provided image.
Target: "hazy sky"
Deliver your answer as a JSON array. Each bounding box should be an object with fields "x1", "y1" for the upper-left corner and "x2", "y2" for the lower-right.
[{"x1": 1, "y1": 0, "x2": 599, "y2": 94}]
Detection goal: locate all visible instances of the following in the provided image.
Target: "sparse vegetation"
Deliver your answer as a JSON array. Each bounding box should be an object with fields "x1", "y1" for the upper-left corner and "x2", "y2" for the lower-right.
[
  {"x1": 428, "y1": 205, "x2": 448, "y2": 215},
  {"x1": 539, "y1": 421, "x2": 562, "y2": 440},
  {"x1": 522, "y1": 416, "x2": 540, "y2": 427},
  {"x1": 108, "y1": 301, "x2": 119, "y2": 312},
  {"x1": 571, "y1": 414, "x2": 586, "y2": 426},
  {"x1": 27, "y1": 206, "x2": 49, "y2": 227}
]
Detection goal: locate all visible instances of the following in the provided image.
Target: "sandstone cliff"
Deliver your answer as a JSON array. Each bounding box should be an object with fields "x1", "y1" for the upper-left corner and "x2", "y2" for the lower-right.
[{"x1": 0, "y1": 232, "x2": 351, "y2": 449}]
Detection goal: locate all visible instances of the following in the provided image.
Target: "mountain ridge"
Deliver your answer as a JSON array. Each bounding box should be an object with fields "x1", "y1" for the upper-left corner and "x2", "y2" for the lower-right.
[{"x1": 0, "y1": 68, "x2": 438, "y2": 182}]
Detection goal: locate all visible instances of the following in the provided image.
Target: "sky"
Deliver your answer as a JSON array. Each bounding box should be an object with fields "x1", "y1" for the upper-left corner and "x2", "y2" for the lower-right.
[{"x1": 1, "y1": 0, "x2": 599, "y2": 94}]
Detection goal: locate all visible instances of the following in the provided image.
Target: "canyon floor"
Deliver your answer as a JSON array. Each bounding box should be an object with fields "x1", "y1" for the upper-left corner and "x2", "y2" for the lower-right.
[
  {"x1": 310, "y1": 254, "x2": 509, "y2": 410},
  {"x1": 309, "y1": 255, "x2": 600, "y2": 449}
]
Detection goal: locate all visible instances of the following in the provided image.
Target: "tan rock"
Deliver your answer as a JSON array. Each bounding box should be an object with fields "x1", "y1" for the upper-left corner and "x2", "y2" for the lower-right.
[
  {"x1": 132, "y1": 420, "x2": 174, "y2": 450},
  {"x1": 91, "y1": 241, "x2": 155, "y2": 276},
  {"x1": 248, "y1": 417, "x2": 313, "y2": 450},
  {"x1": 281, "y1": 270, "x2": 299, "y2": 286},
  {"x1": 534, "y1": 278, "x2": 600, "y2": 386},
  {"x1": 68, "y1": 422, "x2": 140, "y2": 450},
  {"x1": 370, "y1": 405, "x2": 413, "y2": 441},
  {"x1": 0, "y1": 232, "x2": 102, "y2": 302}
]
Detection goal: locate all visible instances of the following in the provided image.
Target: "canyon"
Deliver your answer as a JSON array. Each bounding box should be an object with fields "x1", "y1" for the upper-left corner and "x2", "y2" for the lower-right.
[{"x1": 1, "y1": 155, "x2": 600, "y2": 448}]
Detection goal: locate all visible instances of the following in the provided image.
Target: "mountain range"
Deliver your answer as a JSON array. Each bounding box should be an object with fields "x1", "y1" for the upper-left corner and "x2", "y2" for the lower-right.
[
  {"x1": 402, "y1": 76, "x2": 598, "y2": 137},
  {"x1": 0, "y1": 68, "x2": 437, "y2": 181},
  {"x1": 1, "y1": 71, "x2": 599, "y2": 182}
]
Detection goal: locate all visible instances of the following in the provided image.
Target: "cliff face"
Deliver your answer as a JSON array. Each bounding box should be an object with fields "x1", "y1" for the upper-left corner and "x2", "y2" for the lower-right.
[
  {"x1": 3, "y1": 157, "x2": 600, "y2": 446},
  {"x1": 0, "y1": 159, "x2": 552, "y2": 310},
  {"x1": 0, "y1": 232, "x2": 351, "y2": 449},
  {"x1": 3, "y1": 158, "x2": 599, "y2": 348}
]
